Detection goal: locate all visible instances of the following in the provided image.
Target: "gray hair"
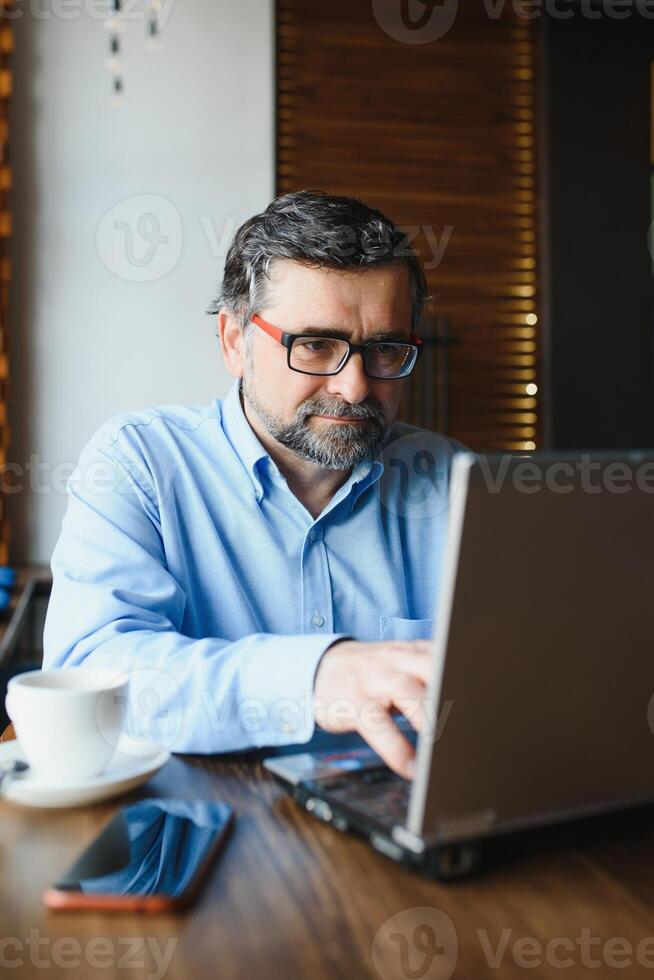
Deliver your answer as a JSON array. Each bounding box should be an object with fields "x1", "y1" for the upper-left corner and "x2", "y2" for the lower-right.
[{"x1": 207, "y1": 189, "x2": 428, "y2": 332}]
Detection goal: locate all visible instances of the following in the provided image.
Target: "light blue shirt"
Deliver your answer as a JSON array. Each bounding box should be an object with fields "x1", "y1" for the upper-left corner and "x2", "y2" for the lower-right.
[{"x1": 43, "y1": 380, "x2": 459, "y2": 754}]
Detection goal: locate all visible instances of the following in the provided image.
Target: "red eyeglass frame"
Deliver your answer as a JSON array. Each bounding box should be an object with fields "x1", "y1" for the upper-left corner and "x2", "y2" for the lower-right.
[{"x1": 250, "y1": 314, "x2": 423, "y2": 380}]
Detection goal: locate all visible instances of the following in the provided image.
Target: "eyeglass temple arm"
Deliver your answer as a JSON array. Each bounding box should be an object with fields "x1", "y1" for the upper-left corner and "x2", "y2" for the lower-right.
[
  {"x1": 251, "y1": 314, "x2": 284, "y2": 343},
  {"x1": 254, "y1": 314, "x2": 422, "y2": 352}
]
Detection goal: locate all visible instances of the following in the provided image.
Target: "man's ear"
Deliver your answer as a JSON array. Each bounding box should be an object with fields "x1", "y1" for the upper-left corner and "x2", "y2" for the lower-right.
[{"x1": 217, "y1": 311, "x2": 247, "y2": 379}]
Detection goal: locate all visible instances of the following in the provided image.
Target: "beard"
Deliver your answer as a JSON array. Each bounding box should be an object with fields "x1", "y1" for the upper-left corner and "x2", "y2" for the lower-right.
[{"x1": 241, "y1": 373, "x2": 389, "y2": 471}]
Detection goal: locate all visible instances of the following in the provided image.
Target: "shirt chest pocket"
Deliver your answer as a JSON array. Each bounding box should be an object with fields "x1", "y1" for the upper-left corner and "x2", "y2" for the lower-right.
[{"x1": 379, "y1": 616, "x2": 435, "y2": 641}]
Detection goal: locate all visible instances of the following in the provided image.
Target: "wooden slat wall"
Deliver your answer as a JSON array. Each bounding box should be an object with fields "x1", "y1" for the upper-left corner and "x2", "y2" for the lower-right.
[
  {"x1": 0, "y1": 6, "x2": 10, "y2": 563},
  {"x1": 276, "y1": 2, "x2": 539, "y2": 450}
]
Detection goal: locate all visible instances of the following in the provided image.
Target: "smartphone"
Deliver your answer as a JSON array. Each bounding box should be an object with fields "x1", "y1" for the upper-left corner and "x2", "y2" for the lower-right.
[{"x1": 43, "y1": 798, "x2": 234, "y2": 912}]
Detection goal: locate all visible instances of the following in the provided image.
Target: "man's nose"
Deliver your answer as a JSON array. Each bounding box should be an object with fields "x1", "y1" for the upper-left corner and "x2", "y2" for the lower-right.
[{"x1": 325, "y1": 351, "x2": 371, "y2": 404}]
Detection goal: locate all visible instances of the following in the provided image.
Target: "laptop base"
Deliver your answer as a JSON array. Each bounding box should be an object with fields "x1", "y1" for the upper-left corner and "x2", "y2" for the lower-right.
[{"x1": 264, "y1": 747, "x2": 481, "y2": 880}]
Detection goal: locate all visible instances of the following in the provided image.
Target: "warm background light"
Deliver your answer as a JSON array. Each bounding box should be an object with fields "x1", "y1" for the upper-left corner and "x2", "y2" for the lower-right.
[{"x1": 277, "y1": 3, "x2": 540, "y2": 453}]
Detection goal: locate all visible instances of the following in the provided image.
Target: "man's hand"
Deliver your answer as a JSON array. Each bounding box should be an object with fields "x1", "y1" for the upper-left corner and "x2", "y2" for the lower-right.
[{"x1": 312, "y1": 639, "x2": 432, "y2": 780}]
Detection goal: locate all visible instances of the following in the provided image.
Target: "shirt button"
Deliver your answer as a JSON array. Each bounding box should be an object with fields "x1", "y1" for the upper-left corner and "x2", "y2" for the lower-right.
[
  {"x1": 311, "y1": 613, "x2": 325, "y2": 628},
  {"x1": 308, "y1": 530, "x2": 316, "y2": 543}
]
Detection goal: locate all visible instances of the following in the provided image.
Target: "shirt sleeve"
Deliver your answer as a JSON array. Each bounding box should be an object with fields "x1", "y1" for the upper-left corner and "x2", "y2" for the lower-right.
[{"x1": 42, "y1": 441, "x2": 344, "y2": 754}]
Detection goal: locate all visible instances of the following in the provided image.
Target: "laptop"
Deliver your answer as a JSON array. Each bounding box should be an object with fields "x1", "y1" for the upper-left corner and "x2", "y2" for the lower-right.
[{"x1": 264, "y1": 451, "x2": 654, "y2": 878}]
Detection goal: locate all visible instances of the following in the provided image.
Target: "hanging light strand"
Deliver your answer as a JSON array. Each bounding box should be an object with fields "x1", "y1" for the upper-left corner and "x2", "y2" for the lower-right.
[
  {"x1": 103, "y1": 0, "x2": 165, "y2": 105},
  {"x1": 105, "y1": 0, "x2": 125, "y2": 108},
  {"x1": 145, "y1": 0, "x2": 163, "y2": 53}
]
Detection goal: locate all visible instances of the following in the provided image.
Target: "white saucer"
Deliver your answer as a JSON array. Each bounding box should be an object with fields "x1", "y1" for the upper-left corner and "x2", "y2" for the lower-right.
[{"x1": 0, "y1": 733, "x2": 170, "y2": 808}]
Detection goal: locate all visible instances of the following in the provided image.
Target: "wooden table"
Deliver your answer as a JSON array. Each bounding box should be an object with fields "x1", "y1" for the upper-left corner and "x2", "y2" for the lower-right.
[{"x1": 3, "y1": 749, "x2": 654, "y2": 979}]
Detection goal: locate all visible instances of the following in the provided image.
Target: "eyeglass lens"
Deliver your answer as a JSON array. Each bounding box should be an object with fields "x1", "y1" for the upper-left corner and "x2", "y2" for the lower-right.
[{"x1": 289, "y1": 337, "x2": 416, "y2": 378}]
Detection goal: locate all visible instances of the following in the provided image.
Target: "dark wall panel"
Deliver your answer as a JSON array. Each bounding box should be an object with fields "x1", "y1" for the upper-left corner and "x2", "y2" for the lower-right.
[{"x1": 543, "y1": 14, "x2": 654, "y2": 448}]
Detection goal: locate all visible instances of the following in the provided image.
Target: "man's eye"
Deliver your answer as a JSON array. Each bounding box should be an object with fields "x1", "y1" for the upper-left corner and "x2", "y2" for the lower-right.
[{"x1": 296, "y1": 339, "x2": 341, "y2": 354}]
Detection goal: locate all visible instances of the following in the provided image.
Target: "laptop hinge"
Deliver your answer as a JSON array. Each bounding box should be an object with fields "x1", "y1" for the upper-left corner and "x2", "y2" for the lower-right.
[{"x1": 391, "y1": 825, "x2": 426, "y2": 854}]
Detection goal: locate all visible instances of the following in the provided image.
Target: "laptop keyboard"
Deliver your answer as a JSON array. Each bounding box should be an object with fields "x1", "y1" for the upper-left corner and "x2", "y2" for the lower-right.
[{"x1": 323, "y1": 767, "x2": 410, "y2": 828}]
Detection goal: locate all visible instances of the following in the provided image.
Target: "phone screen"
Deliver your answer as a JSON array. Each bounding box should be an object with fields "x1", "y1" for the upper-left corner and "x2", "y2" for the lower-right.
[{"x1": 51, "y1": 799, "x2": 233, "y2": 901}]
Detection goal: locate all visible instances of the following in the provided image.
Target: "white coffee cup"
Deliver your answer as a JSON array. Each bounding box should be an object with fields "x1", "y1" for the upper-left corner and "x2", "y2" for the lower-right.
[{"x1": 5, "y1": 668, "x2": 129, "y2": 785}]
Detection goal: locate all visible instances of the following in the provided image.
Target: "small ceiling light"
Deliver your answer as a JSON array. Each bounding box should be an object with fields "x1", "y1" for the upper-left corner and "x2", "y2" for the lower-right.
[
  {"x1": 103, "y1": 17, "x2": 126, "y2": 33},
  {"x1": 110, "y1": 75, "x2": 124, "y2": 110}
]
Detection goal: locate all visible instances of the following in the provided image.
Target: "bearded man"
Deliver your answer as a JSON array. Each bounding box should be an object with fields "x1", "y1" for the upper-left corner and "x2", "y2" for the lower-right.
[{"x1": 43, "y1": 190, "x2": 459, "y2": 778}]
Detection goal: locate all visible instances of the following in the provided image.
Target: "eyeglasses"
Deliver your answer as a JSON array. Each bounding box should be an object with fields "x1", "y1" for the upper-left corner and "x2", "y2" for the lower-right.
[{"x1": 251, "y1": 314, "x2": 422, "y2": 380}]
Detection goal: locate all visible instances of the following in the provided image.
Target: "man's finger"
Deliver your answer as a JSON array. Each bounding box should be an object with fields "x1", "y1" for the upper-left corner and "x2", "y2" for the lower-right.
[
  {"x1": 381, "y1": 640, "x2": 433, "y2": 654},
  {"x1": 394, "y1": 695, "x2": 431, "y2": 734},
  {"x1": 357, "y1": 711, "x2": 416, "y2": 780},
  {"x1": 377, "y1": 648, "x2": 433, "y2": 685}
]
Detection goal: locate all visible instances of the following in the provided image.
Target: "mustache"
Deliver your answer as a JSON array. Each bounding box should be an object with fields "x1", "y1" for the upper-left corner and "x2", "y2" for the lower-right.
[{"x1": 296, "y1": 396, "x2": 386, "y2": 424}]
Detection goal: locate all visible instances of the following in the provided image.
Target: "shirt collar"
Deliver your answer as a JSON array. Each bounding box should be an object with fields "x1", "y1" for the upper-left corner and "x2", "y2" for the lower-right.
[
  {"x1": 347, "y1": 455, "x2": 384, "y2": 513},
  {"x1": 220, "y1": 379, "x2": 268, "y2": 500},
  {"x1": 220, "y1": 378, "x2": 385, "y2": 507}
]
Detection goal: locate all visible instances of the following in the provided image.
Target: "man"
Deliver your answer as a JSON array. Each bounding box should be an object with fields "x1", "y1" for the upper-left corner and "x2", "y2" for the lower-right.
[{"x1": 43, "y1": 191, "x2": 459, "y2": 779}]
